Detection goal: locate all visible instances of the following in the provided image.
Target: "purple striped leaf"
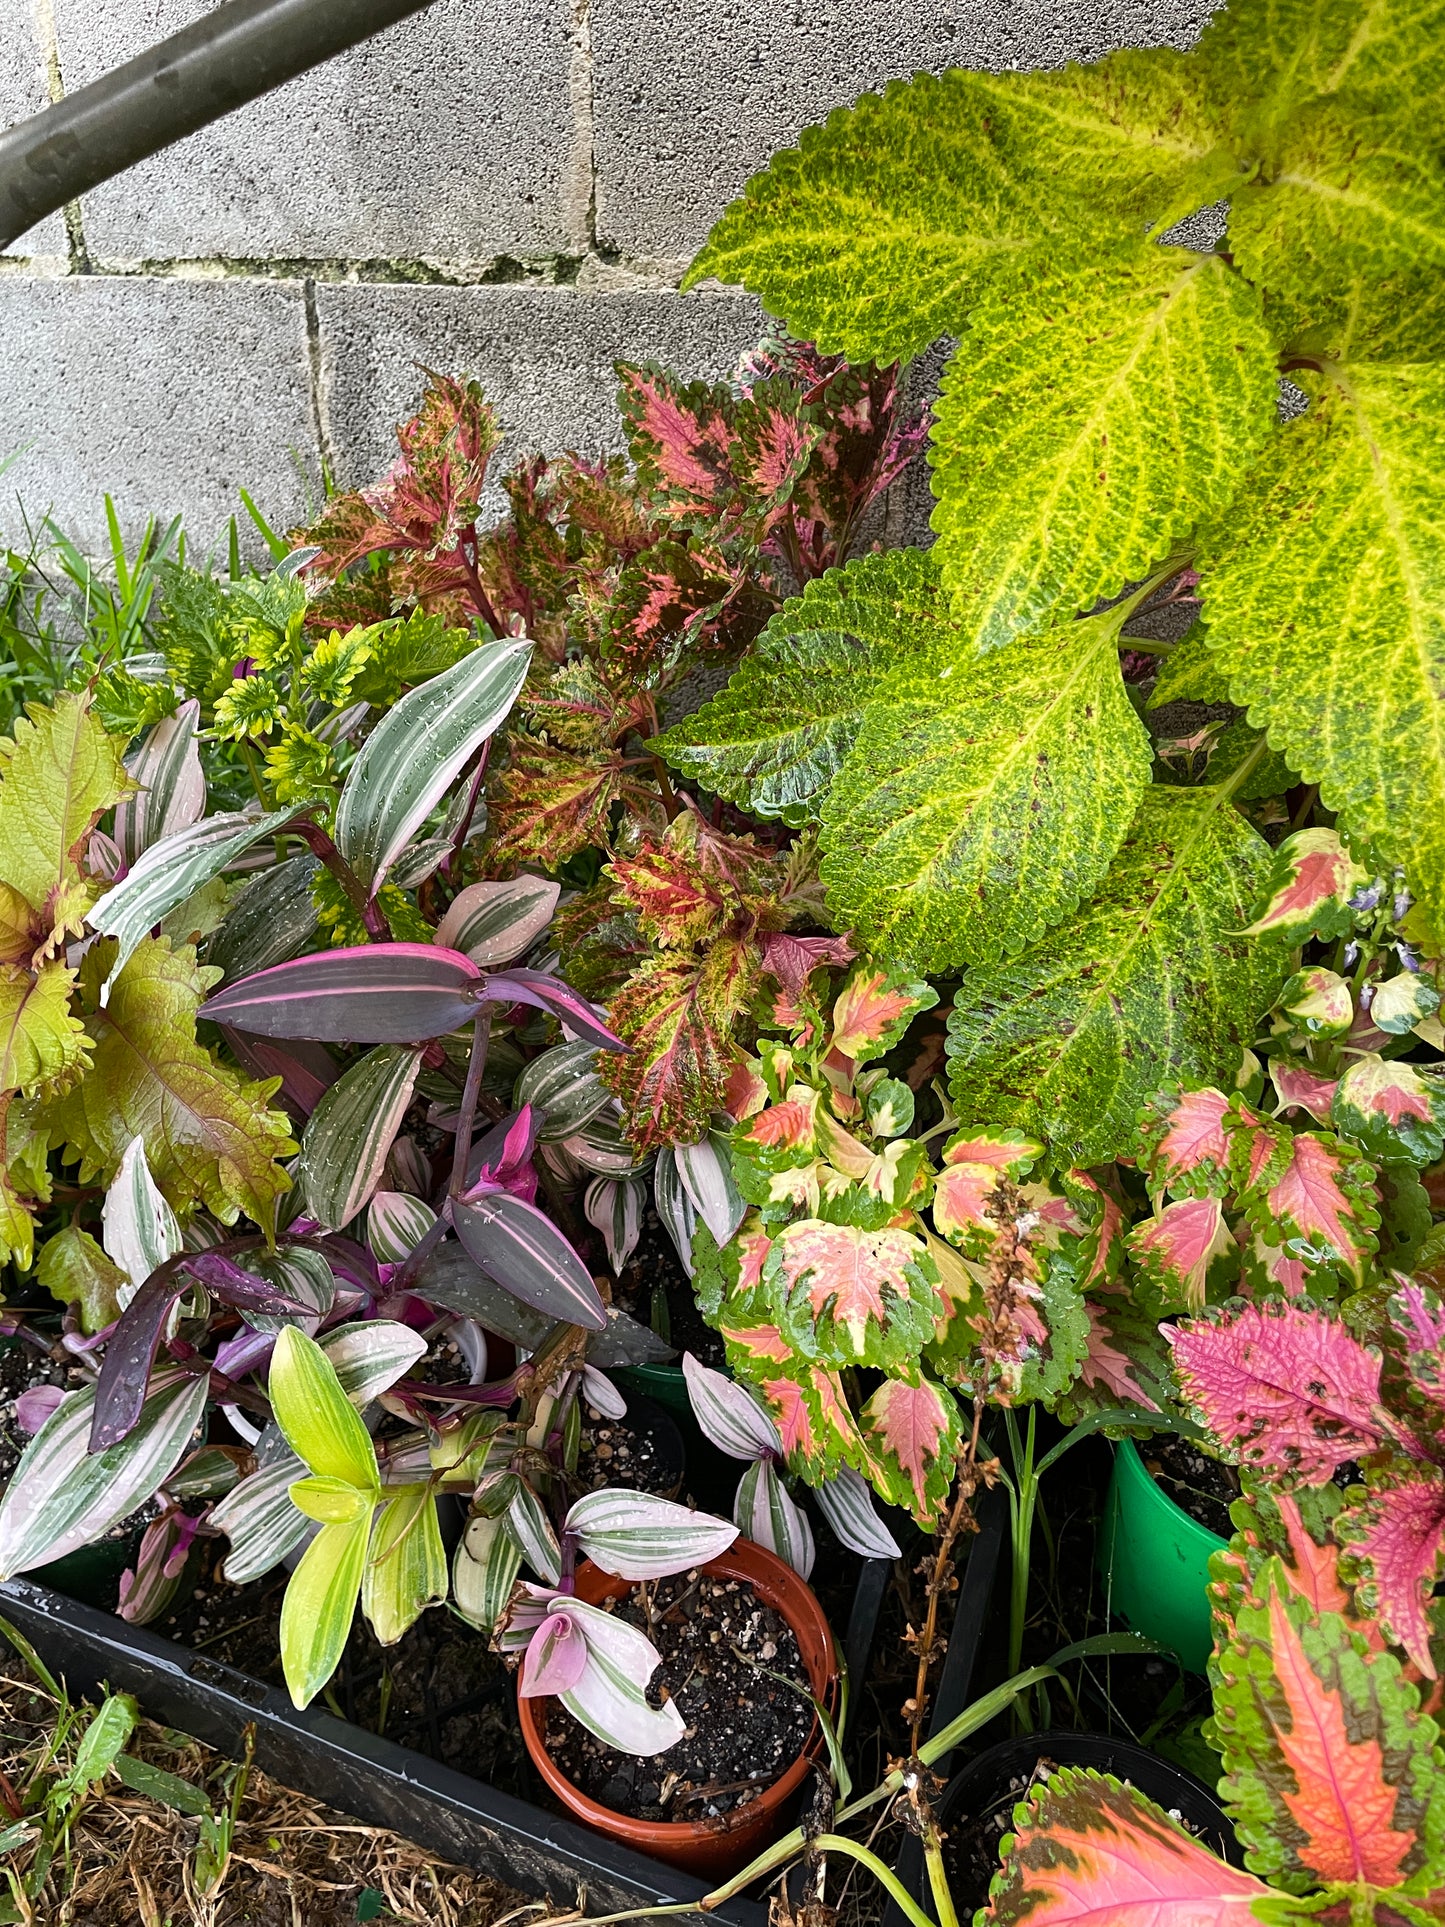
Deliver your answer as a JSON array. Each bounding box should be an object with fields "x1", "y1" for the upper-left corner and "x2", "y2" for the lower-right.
[
  {"x1": 483, "y1": 968, "x2": 627, "y2": 1055},
  {"x1": 451, "y1": 1188, "x2": 607, "y2": 1331},
  {"x1": 219, "y1": 1029, "x2": 338, "y2": 1121},
  {"x1": 201, "y1": 944, "x2": 485, "y2": 1043}
]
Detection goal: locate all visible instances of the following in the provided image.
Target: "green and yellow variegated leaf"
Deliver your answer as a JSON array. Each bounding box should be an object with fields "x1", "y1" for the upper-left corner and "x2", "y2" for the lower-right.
[
  {"x1": 1145, "y1": 628, "x2": 1234, "y2": 709},
  {"x1": 270, "y1": 1326, "x2": 380, "y2": 1493},
  {"x1": 682, "y1": 57, "x2": 1223, "y2": 365},
  {"x1": 946, "y1": 785, "x2": 1286, "y2": 1167},
  {"x1": 819, "y1": 602, "x2": 1152, "y2": 970},
  {"x1": 362, "y1": 1485, "x2": 447, "y2": 1646},
  {"x1": 0, "y1": 694, "x2": 129, "y2": 954},
  {"x1": 297, "y1": 1043, "x2": 423, "y2": 1232},
  {"x1": 0, "y1": 962, "x2": 89, "y2": 1099},
  {"x1": 280, "y1": 1516, "x2": 372, "y2": 1709},
  {"x1": 932, "y1": 248, "x2": 1275, "y2": 652},
  {"x1": 1198, "y1": 0, "x2": 1445, "y2": 131},
  {"x1": 452, "y1": 1512, "x2": 523, "y2": 1637},
  {"x1": 0, "y1": 1097, "x2": 49, "y2": 1269},
  {"x1": 1199, "y1": 362, "x2": 1445, "y2": 941},
  {"x1": 0, "y1": 1372, "x2": 209, "y2": 1581},
  {"x1": 47, "y1": 938, "x2": 295, "y2": 1226},
  {"x1": 655, "y1": 549, "x2": 949, "y2": 824},
  {"x1": 36, "y1": 1224, "x2": 128, "y2": 1334}
]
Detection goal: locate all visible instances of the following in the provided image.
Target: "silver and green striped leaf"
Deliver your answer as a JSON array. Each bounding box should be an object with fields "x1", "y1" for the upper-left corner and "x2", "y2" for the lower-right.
[
  {"x1": 504, "y1": 1481, "x2": 563, "y2": 1585},
  {"x1": 114, "y1": 699, "x2": 205, "y2": 864},
  {"x1": 211, "y1": 1456, "x2": 309, "y2": 1582},
  {"x1": 367, "y1": 1190, "x2": 439, "y2": 1263},
  {"x1": 734, "y1": 1457, "x2": 815, "y2": 1579},
  {"x1": 516, "y1": 1040, "x2": 612, "y2": 1142},
  {"x1": 583, "y1": 1175, "x2": 647, "y2": 1274},
  {"x1": 675, "y1": 1132, "x2": 746, "y2": 1247},
  {"x1": 566, "y1": 1490, "x2": 737, "y2": 1581},
  {"x1": 298, "y1": 1045, "x2": 424, "y2": 1231},
  {"x1": 320, "y1": 1321, "x2": 429, "y2": 1406},
  {"x1": 562, "y1": 1111, "x2": 647, "y2": 1176},
  {"x1": 435, "y1": 876, "x2": 561, "y2": 968},
  {"x1": 813, "y1": 1464, "x2": 902, "y2": 1561},
  {"x1": 101, "y1": 1135, "x2": 181, "y2": 1307},
  {"x1": 241, "y1": 1247, "x2": 336, "y2": 1334},
  {"x1": 206, "y1": 854, "x2": 322, "y2": 984},
  {"x1": 452, "y1": 1512, "x2": 523, "y2": 1636},
  {"x1": 334, "y1": 638, "x2": 533, "y2": 894},
  {"x1": 653, "y1": 1149, "x2": 699, "y2": 1278}
]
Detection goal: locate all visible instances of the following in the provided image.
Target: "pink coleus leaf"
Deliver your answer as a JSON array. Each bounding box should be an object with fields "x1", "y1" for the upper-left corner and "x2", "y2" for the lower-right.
[
  {"x1": 1239, "y1": 1231, "x2": 1310, "y2": 1300},
  {"x1": 830, "y1": 965, "x2": 937, "y2": 1064},
  {"x1": 1065, "y1": 1170, "x2": 1128, "y2": 1292},
  {"x1": 1169, "y1": 1301, "x2": 1389, "y2": 1480},
  {"x1": 519, "y1": 1609, "x2": 590, "y2": 1697},
  {"x1": 1270, "y1": 1059, "x2": 1339, "y2": 1125},
  {"x1": 1390, "y1": 1279, "x2": 1445, "y2": 1414},
  {"x1": 1277, "y1": 965, "x2": 1353, "y2": 1038},
  {"x1": 858, "y1": 1372, "x2": 961, "y2": 1528},
  {"x1": 1240, "y1": 826, "x2": 1367, "y2": 944},
  {"x1": 740, "y1": 1092, "x2": 818, "y2": 1152},
  {"x1": 942, "y1": 1130, "x2": 1043, "y2": 1174},
  {"x1": 718, "y1": 1320, "x2": 862, "y2": 1482},
  {"x1": 1136, "y1": 1086, "x2": 1232, "y2": 1199},
  {"x1": 981, "y1": 1767, "x2": 1273, "y2": 1927},
  {"x1": 1075, "y1": 1302, "x2": 1160, "y2": 1413},
  {"x1": 728, "y1": 382, "x2": 824, "y2": 525},
  {"x1": 1340, "y1": 1469, "x2": 1445, "y2": 1677},
  {"x1": 1127, "y1": 1194, "x2": 1235, "y2": 1314},
  {"x1": 764, "y1": 1220, "x2": 941, "y2": 1369},
  {"x1": 1332, "y1": 1053, "x2": 1445, "y2": 1166},
  {"x1": 1242, "y1": 1128, "x2": 1380, "y2": 1283},
  {"x1": 758, "y1": 933, "x2": 857, "y2": 1004},
  {"x1": 616, "y1": 362, "x2": 735, "y2": 517}
]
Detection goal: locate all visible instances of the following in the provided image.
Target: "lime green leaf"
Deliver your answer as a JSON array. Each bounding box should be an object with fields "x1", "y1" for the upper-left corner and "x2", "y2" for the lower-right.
[
  {"x1": 818, "y1": 600, "x2": 1151, "y2": 970},
  {"x1": 289, "y1": 1475, "x2": 374, "y2": 1525},
  {"x1": 280, "y1": 1516, "x2": 371, "y2": 1709},
  {"x1": 36, "y1": 1225, "x2": 128, "y2": 1334},
  {"x1": 47, "y1": 939, "x2": 295, "y2": 1224},
  {"x1": 0, "y1": 962, "x2": 89, "y2": 1099},
  {"x1": 655, "y1": 549, "x2": 948, "y2": 824},
  {"x1": 1198, "y1": 0, "x2": 1445, "y2": 130},
  {"x1": 0, "y1": 694, "x2": 129, "y2": 952},
  {"x1": 112, "y1": 1754, "x2": 211, "y2": 1817},
  {"x1": 932, "y1": 248, "x2": 1275, "y2": 652},
  {"x1": 1199, "y1": 361, "x2": 1445, "y2": 940},
  {"x1": 269, "y1": 1326, "x2": 379, "y2": 1493},
  {"x1": 1146, "y1": 630, "x2": 1232, "y2": 709},
  {"x1": 65, "y1": 1694, "x2": 138, "y2": 1791},
  {"x1": 361, "y1": 1485, "x2": 447, "y2": 1646},
  {"x1": 945, "y1": 784, "x2": 1286, "y2": 1166}
]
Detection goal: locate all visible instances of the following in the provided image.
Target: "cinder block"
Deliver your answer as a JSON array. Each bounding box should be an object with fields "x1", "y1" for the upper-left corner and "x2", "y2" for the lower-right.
[
  {"x1": 0, "y1": 0, "x2": 68, "y2": 259},
  {"x1": 0, "y1": 277, "x2": 320, "y2": 552},
  {"x1": 592, "y1": 0, "x2": 1217, "y2": 260},
  {"x1": 55, "y1": 0, "x2": 580, "y2": 263},
  {"x1": 315, "y1": 282, "x2": 763, "y2": 517}
]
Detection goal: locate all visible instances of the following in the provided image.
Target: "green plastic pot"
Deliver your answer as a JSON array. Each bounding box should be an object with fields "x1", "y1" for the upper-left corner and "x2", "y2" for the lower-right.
[
  {"x1": 1098, "y1": 1436, "x2": 1227, "y2": 1674},
  {"x1": 613, "y1": 1362, "x2": 689, "y2": 1424}
]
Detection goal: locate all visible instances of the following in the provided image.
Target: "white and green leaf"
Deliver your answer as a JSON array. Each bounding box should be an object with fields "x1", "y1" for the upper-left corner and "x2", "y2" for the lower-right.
[{"x1": 298, "y1": 1044, "x2": 424, "y2": 1232}]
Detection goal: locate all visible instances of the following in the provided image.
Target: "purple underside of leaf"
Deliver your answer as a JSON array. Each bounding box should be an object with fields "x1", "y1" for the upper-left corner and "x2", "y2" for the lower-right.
[
  {"x1": 482, "y1": 969, "x2": 627, "y2": 1054},
  {"x1": 201, "y1": 944, "x2": 484, "y2": 1043},
  {"x1": 90, "y1": 1256, "x2": 313, "y2": 1452},
  {"x1": 450, "y1": 1190, "x2": 606, "y2": 1331},
  {"x1": 218, "y1": 1028, "x2": 338, "y2": 1117}
]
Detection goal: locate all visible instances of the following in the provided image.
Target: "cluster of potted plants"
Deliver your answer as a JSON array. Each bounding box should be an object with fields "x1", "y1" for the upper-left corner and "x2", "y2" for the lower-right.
[{"x1": 2, "y1": 0, "x2": 1444, "y2": 1916}]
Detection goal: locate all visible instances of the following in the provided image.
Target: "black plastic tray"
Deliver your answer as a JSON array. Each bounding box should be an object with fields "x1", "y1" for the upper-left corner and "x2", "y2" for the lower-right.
[{"x1": 0, "y1": 1575, "x2": 770, "y2": 1924}]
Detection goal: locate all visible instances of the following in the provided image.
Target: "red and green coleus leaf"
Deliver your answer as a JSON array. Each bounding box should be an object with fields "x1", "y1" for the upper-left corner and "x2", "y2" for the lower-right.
[
  {"x1": 1276, "y1": 965, "x2": 1354, "y2": 1040},
  {"x1": 717, "y1": 1314, "x2": 863, "y2": 1482},
  {"x1": 608, "y1": 538, "x2": 770, "y2": 678},
  {"x1": 830, "y1": 962, "x2": 938, "y2": 1065},
  {"x1": 616, "y1": 363, "x2": 738, "y2": 520},
  {"x1": 857, "y1": 1371, "x2": 962, "y2": 1528},
  {"x1": 1170, "y1": 1301, "x2": 1394, "y2": 1482},
  {"x1": 1338, "y1": 1468, "x2": 1445, "y2": 1679},
  {"x1": 1271, "y1": 1059, "x2": 1340, "y2": 1126},
  {"x1": 1237, "y1": 1127, "x2": 1382, "y2": 1284},
  {"x1": 1055, "y1": 1300, "x2": 1168, "y2": 1424},
  {"x1": 1210, "y1": 1566, "x2": 1445, "y2": 1895},
  {"x1": 1127, "y1": 1194, "x2": 1238, "y2": 1315},
  {"x1": 1332, "y1": 1055, "x2": 1445, "y2": 1167},
  {"x1": 931, "y1": 1131, "x2": 1044, "y2": 1261},
  {"x1": 690, "y1": 1213, "x2": 772, "y2": 1324},
  {"x1": 981, "y1": 1766, "x2": 1274, "y2": 1926},
  {"x1": 1136, "y1": 1084, "x2": 1233, "y2": 1200},
  {"x1": 487, "y1": 740, "x2": 653, "y2": 867},
  {"x1": 1062, "y1": 1169, "x2": 1130, "y2": 1292},
  {"x1": 1391, "y1": 1281, "x2": 1445, "y2": 1418},
  {"x1": 600, "y1": 939, "x2": 757, "y2": 1151},
  {"x1": 761, "y1": 1219, "x2": 942, "y2": 1371},
  {"x1": 1241, "y1": 827, "x2": 1370, "y2": 945}
]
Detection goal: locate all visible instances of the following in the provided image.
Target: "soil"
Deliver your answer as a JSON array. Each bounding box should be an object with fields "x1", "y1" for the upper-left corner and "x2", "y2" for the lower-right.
[
  {"x1": 544, "y1": 1569, "x2": 813, "y2": 1822},
  {"x1": 1142, "y1": 1434, "x2": 1241, "y2": 1541},
  {"x1": 0, "y1": 1340, "x2": 81, "y2": 1482},
  {"x1": 613, "y1": 1209, "x2": 726, "y2": 1368},
  {"x1": 576, "y1": 1403, "x2": 678, "y2": 1496},
  {"x1": 943, "y1": 1782, "x2": 1027, "y2": 1918}
]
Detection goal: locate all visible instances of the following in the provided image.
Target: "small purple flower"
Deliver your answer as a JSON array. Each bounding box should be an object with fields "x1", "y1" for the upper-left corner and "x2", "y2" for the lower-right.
[{"x1": 1348, "y1": 884, "x2": 1382, "y2": 914}]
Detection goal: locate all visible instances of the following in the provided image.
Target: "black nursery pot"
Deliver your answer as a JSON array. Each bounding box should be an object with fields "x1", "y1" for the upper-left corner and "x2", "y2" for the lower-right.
[{"x1": 937, "y1": 1730, "x2": 1240, "y2": 1919}]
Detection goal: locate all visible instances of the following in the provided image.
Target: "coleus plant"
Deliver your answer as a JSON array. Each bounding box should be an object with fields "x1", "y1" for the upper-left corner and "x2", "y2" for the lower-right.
[
  {"x1": 978, "y1": 1491, "x2": 1445, "y2": 1925},
  {"x1": 659, "y1": 0, "x2": 1445, "y2": 1162}
]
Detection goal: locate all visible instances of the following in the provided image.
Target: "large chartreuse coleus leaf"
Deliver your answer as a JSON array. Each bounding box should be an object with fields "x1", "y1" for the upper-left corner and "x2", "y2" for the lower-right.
[
  {"x1": 946, "y1": 783, "x2": 1287, "y2": 1167},
  {"x1": 45, "y1": 938, "x2": 295, "y2": 1227},
  {"x1": 1200, "y1": 362, "x2": 1445, "y2": 942}
]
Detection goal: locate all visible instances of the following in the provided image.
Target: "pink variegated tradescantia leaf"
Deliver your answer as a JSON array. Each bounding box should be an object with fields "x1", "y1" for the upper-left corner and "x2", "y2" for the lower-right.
[
  {"x1": 858, "y1": 1372, "x2": 962, "y2": 1527},
  {"x1": 1270, "y1": 1059, "x2": 1339, "y2": 1125},
  {"x1": 1169, "y1": 1301, "x2": 1390, "y2": 1481},
  {"x1": 1240, "y1": 1128, "x2": 1381, "y2": 1283},
  {"x1": 1391, "y1": 1280, "x2": 1445, "y2": 1415},
  {"x1": 1332, "y1": 1053, "x2": 1445, "y2": 1166},
  {"x1": 519, "y1": 1610, "x2": 590, "y2": 1697},
  {"x1": 830, "y1": 964, "x2": 937, "y2": 1064},
  {"x1": 1127, "y1": 1194, "x2": 1236, "y2": 1314},
  {"x1": 1136, "y1": 1086, "x2": 1232, "y2": 1199},
  {"x1": 763, "y1": 1219, "x2": 941, "y2": 1370},
  {"x1": 1339, "y1": 1469, "x2": 1445, "y2": 1677},
  {"x1": 1239, "y1": 827, "x2": 1368, "y2": 944},
  {"x1": 981, "y1": 1768, "x2": 1273, "y2": 1927}
]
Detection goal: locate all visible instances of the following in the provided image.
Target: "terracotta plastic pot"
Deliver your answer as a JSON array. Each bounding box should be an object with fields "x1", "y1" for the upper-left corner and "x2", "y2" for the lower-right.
[{"x1": 518, "y1": 1537, "x2": 839, "y2": 1877}]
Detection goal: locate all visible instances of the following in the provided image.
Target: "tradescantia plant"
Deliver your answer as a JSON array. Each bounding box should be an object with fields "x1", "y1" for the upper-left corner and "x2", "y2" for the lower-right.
[{"x1": 661, "y1": 0, "x2": 1445, "y2": 1162}]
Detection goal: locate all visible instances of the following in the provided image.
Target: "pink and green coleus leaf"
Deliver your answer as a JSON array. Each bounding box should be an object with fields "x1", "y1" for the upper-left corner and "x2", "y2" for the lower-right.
[
  {"x1": 1170, "y1": 1301, "x2": 1391, "y2": 1481},
  {"x1": 1391, "y1": 1280, "x2": 1445, "y2": 1416},
  {"x1": 1209, "y1": 1567, "x2": 1445, "y2": 1894},
  {"x1": 858, "y1": 1371, "x2": 962, "y2": 1528},
  {"x1": 717, "y1": 1315, "x2": 863, "y2": 1482},
  {"x1": 1240, "y1": 827, "x2": 1369, "y2": 945},
  {"x1": 981, "y1": 1766, "x2": 1273, "y2": 1926},
  {"x1": 1127, "y1": 1194, "x2": 1236, "y2": 1315},
  {"x1": 1332, "y1": 1054, "x2": 1445, "y2": 1167},
  {"x1": 1270, "y1": 1059, "x2": 1339, "y2": 1126},
  {"x1": 1277, "y1": 965, "x2": 1354, "y2": 1039},
  {"x1": 763, "y1": 1219, "x2": 942, "y2": 1370},
  {"x1": 1055, "y1": 1301, "x2": 1169, "y2": 1425},
  {"x1": 932, "y1": 1130, "x2": 1044, "y2": 1261},
  {"x1": 1338, "y1": 1468, "x2": 1445, "y2": 1679},
  {"x1": 1238, "y1": 1127, "x2": 1381, "y2": 1283},
  {"x1": 1136, "y1": 1085, "x2": 1232, "y2": 1200},
  {"x1": 615, "y1": 363, "x2": 735, "y2": 519},
  {"x1": 830, "y1": 963, "x2": 937, "y2": 1064}
]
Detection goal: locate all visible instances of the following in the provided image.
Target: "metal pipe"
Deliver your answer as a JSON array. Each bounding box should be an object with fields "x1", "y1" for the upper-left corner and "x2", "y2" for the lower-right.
[{"x1": 0, "y1": 0, "x2": 446, "y2": 253}]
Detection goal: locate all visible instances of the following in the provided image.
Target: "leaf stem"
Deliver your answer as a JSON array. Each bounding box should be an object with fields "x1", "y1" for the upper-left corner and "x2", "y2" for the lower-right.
[
  {"x1": 285, "y1": 816, "x2": 392, "y2": 940},
  {"x1": 812, "y1": 1837, "x2": 938, "y2": 1927},
  {"x1": 921, "y1": 1823, "x2": 960, "y2": 1927},
  {"x1": 1213, "y1": 733, "x2": 1270, "y2": 805},
  {"x1": 448, "y1": 1008, "x2": 494, "y2": 1202}
]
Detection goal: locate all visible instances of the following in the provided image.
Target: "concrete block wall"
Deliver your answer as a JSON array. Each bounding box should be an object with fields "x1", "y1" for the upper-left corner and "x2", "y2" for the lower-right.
[{"x1": 0, "y1": 0, "x2": 1212, "y2": 554}]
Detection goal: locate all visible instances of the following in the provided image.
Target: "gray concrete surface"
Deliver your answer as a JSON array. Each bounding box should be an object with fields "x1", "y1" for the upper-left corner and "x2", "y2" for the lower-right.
[{"x1": 0, "y1": 0, "x2": 1218, "y2": 551}]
